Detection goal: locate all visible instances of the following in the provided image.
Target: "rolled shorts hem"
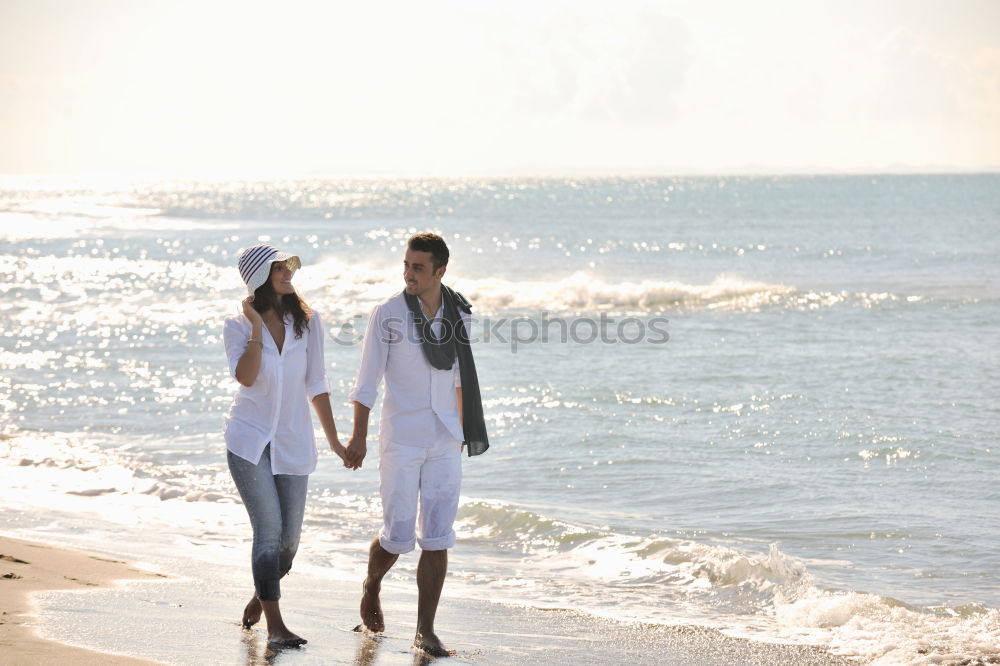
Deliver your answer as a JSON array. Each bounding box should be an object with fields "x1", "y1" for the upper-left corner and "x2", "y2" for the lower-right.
[
  {"x1": 379, "y1": 534, "x2": 416, "y2": 555},
  {"x1": 417, "y1": 531, "x2": 455, "y2": 552}
]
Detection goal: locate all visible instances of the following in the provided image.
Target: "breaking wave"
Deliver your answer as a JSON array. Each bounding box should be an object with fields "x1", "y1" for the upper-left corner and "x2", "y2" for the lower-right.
[{"x1": 3, "y1": 432, "x2": 999, "y2": 664}]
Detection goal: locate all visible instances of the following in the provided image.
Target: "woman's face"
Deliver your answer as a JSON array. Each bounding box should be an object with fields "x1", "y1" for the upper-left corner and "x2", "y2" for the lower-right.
[{"x1": 269, "y1": 261, "x2": 295, "y2": 295}]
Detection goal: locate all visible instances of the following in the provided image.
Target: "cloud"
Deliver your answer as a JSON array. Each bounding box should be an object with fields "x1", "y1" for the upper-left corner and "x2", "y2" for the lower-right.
[
  {"x1": 873, "y1": 27, "x2": 961, "y2": 123},
  {"x1": 861, "y1": 28, "x2": 1000, "y2": 166},
  {"x1": 485, "y1": 4, "x2": 691, "y2": 125},
  {"x1": 1, "y1": 0, "x2": 998, "y2": 174},
  {"x1": 966, "y1": 47, "x2": 1000, "y2": 151}
]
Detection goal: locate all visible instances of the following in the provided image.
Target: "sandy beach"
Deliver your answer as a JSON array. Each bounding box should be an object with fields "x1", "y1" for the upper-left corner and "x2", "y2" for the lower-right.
[
  {"x1": 0, "y1": 534, "x2": 856, "y2": 665},
  {"x1": 0, "y1": 535, "x2": 161, "y2": 665}
]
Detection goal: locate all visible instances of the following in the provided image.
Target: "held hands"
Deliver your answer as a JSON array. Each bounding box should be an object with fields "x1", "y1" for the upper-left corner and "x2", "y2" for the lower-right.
[
  {"x1": 328, "y1": 438, "x2": 352, "y2": 469},
  {"x1": 241, "y1": 296, "x2": 263, "y2": 325},
  {"x1": 328, "y1": 435, "x2": 365, "y2": 470},
  {"x1": 344, "y1": 435, "x2": 367, "y2": 470}
]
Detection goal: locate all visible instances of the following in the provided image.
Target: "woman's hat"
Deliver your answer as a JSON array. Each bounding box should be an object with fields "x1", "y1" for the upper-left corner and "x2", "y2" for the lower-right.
[{"x1": 237, "y1": 244, "x2": 301, "y2": 295}]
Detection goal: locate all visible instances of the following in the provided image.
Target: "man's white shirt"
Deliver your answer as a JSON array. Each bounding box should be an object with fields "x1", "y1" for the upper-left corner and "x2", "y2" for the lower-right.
[{"x1": 349, "y1": 291, "x2": 467, "y2": 448}]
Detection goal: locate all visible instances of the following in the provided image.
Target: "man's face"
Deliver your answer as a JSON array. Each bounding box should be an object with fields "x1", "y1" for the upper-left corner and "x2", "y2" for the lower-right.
[{"x1": 403, "y1": 248, "x2": 444, "y2": 297}]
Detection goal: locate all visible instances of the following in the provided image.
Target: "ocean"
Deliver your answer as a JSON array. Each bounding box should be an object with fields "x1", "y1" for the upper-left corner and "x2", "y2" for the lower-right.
[{"x1": 1, "y1": 174, "x2": 998, "y2": 664}]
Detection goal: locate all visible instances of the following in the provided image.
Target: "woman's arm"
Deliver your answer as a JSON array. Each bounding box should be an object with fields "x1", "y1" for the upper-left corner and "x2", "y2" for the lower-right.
[
  {"x1": 234, "y1": 297, "x2": 264, "y2": 387},
  {"x1": 312, "y1": 393, "x2": 350, "y2": 467},
  {"x1": 302, "y1": 312, "x2": 354, "y2": 468}
]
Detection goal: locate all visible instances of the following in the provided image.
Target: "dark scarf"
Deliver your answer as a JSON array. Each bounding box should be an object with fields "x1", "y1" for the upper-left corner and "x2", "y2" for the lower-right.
[{"x1": 404, "y1": 285, "x2": 489, "y2": 457}]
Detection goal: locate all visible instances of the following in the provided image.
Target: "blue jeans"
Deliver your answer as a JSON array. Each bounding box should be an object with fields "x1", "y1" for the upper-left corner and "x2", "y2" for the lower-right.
[{"x1": 227, "y1": 445, "x2": 308, "y2": 602}]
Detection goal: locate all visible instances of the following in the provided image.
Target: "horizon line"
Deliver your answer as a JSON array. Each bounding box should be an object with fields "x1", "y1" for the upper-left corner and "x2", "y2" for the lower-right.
[{"x1": 1, "y1": 166, "x2": 998, "y2": 182}]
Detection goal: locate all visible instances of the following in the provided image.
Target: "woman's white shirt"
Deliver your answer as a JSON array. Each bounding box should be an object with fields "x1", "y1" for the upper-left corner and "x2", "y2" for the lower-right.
[{"x1": 223, "y1": 309, "x2": 331, "y2": 475}]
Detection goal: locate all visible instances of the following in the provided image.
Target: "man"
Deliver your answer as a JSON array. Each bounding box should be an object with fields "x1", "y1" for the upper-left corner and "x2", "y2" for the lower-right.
[{"x1": 345, "y1": 233, "x2": 487, "y2": 657}]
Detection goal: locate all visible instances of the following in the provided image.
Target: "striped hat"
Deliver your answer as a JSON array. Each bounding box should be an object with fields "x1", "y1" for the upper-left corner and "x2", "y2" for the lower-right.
[{"x1": 237, "y1": 244, "x2": 301, "y2": 295}]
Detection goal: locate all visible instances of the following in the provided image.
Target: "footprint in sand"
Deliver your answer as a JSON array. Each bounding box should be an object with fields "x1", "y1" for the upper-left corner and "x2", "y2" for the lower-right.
[
  {"x1": 0, "y1": 555, "x2": 29, "y2": 564},
  {"x1": 63, "y1": 576, "x2": 98, "y2": 586}
]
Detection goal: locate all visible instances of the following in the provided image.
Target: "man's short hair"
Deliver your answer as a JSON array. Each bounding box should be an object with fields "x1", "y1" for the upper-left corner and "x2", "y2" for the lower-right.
[{"x1": 408, "y1": 233, "x2": 450, "y2": 270}]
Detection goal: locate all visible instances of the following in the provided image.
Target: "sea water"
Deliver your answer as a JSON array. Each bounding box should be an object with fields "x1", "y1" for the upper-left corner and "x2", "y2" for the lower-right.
[{"x1": 1, "y1": 174, "x2": 998, "y2": 663}]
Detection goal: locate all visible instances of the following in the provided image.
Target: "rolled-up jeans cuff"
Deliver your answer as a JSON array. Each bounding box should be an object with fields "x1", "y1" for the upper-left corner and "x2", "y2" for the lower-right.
[
  {"x1": 417, "y1": 531, "x2": 455, "y2": 552},
  {"x1": 256, "y1": 579, "x2": 281, "y2": 602}
]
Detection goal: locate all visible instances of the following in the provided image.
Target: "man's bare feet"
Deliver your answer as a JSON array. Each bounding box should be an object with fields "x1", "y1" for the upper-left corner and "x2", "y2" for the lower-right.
[
  {"x1": 360, "y1": 577, "x2": 386, "y2": 633},
  {"x1": 413, "y1": 630, "x2": 455, "y2": 658},
  {"x1": 242, "y1": 595, "x2": 262, "y2": 629}
]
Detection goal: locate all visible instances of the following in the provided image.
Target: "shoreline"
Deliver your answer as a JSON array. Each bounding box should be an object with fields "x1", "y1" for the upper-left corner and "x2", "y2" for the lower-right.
[
  {"x1": 1, "y1": 535, "x2": 857, "y2": 666},
  {"x1": 0, "y1": 535, "x2": 164, "y2": 665}
]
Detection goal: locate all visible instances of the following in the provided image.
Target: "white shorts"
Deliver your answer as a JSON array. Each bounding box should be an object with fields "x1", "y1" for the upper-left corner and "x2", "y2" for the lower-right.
[{"x1": 378, "y1": 423, "x2": 462, "y2": 554}]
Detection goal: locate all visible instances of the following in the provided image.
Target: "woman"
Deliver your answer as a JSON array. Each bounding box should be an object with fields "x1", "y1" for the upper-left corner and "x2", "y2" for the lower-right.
[{"x1": 223, "y1": 243, "x2": 350, "y2": 647}]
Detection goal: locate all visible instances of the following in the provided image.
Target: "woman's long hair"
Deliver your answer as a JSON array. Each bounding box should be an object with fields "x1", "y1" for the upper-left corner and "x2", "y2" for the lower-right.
[{"x1": 252, "y1": 266, "x2": 312, "y2": 338}]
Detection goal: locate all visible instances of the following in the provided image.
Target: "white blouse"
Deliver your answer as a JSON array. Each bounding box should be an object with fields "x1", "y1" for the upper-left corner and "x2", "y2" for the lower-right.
[{"x1": 223, "y1": 309, "x2": 331, "y2": 475}]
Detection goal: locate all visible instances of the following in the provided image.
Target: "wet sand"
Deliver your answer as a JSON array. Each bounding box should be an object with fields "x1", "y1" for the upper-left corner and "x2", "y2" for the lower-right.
[
  {"x1": 0, "y1": 535, "x2": 163, "y2": 665},
  {"x1": 5, "y1": 533, "x2": 856, "y2": 665}
]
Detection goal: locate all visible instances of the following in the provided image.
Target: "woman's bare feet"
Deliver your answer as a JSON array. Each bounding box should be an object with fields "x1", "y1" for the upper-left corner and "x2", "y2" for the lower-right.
[
  {"x1": 413, "y1": 630, "x2": 454, "y2": 658},
  {"x1": 360, "y1": 577, "x2": 385, "y2": 633},
  {"x1": 242, "y1": 595, "x2": 262, "y2": 629},
  {"x1": 266, "y1": 628, "x2": 307, "y2": 648},
  {"x1": 259, "y1": 599, "x2": 306, "y2": 647}
]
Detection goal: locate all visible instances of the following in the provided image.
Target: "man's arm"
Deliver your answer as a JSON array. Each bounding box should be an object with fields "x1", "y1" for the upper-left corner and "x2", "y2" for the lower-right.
[
  {"x1": 346, "y1": 304, "x2": 389, "y2": 469},
  {"x1": 347, "y1": 401, "x2": 371, "y2": 468}
]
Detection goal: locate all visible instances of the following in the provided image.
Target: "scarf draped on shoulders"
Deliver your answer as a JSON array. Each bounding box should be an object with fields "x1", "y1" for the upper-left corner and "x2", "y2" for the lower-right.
[{"x1": 403, "y1": 285, "x2": 489, "y2": 457}]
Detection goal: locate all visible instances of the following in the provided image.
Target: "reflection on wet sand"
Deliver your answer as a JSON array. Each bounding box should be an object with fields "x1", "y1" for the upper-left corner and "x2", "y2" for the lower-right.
[
  {"x1": 241, "y1": 628, "x2": 279, "y2": 665},
  {"x1": 411, "y1": 650, "x2": 436, "y2": 666},
  {"x1": 353, "y1": 633, "x2": 381, "y2": 666},
  {"x1": 351, "y1": 631, "x2": 446, "y2": 666}
]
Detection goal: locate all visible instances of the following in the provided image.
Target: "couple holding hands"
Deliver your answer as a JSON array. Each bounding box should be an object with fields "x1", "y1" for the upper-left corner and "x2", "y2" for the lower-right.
[{"x1": 222, "y1": 233, "x2": 487, "y2": 657}]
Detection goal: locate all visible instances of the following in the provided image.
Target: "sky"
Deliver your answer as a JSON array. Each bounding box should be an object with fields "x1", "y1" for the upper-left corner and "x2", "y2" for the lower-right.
[{"x1": 1, "y1": 0, "x2": 998, "y2": 176}]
